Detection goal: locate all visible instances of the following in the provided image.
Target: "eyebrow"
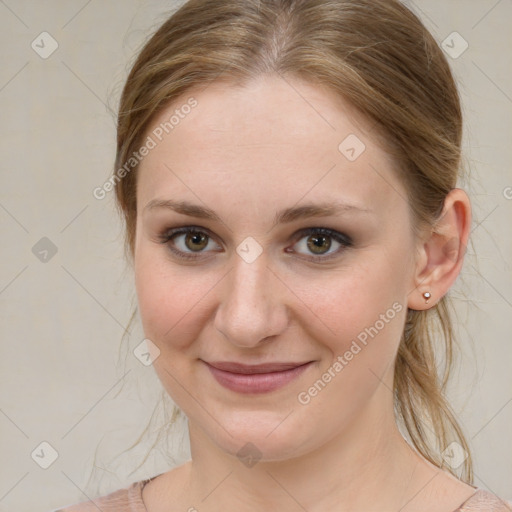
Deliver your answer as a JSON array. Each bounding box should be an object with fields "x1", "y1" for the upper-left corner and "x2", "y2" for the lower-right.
[{"x1": 143, "y1": 198, "x2": 372, "y2": 227}]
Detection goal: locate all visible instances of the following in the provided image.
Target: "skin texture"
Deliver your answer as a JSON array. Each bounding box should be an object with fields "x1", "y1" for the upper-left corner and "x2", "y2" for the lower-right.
[{"x1": 134, "y1": 74, "x2": 473, "y2": 512}]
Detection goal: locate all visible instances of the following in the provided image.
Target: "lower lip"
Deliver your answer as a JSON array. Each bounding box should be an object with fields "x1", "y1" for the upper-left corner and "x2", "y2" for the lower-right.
[{"x1": 204, "y1": 362, "x2": 314, "y2": 394}]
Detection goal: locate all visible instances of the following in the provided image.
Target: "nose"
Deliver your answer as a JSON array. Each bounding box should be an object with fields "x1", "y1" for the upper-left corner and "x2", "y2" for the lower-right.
[{"x1": 213, "y1": 252, "x2": 289, "y2": 348}]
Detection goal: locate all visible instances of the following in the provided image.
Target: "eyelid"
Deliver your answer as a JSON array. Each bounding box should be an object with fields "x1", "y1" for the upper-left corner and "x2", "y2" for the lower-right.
[{"x1": 292, "y1": 226, "x2": 352, "y2": 246}]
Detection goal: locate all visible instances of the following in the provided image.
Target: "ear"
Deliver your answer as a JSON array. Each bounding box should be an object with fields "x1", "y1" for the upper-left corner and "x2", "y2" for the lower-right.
[{"x1": 408, "y1": 188, "x2": 472, "y2": 311}]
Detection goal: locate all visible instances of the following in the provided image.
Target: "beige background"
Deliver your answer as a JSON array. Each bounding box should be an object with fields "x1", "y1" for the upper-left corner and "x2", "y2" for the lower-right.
[{"x1": 0, "y1": 1, "x2": 511, "y2": 511}]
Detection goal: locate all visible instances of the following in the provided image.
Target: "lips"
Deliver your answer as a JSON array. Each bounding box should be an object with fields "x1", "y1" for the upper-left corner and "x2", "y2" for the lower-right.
[
  {"x1": 206, "y1": 361, "x2": 311, "y2": 374},
  {"x1": 203, "y1": 360, "x2": 314, "y2": 393}
]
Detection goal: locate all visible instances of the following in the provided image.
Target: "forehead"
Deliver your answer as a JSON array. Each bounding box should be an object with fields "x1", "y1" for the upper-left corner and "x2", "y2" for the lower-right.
[{"x1": 137, "y1": 75, "x2": 407, "y2": 219}]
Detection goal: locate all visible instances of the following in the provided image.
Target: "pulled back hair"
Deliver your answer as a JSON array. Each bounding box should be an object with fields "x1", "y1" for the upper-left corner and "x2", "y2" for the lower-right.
[{"x1": 114, "y1": 0, "x2": 472, "y2": 482}]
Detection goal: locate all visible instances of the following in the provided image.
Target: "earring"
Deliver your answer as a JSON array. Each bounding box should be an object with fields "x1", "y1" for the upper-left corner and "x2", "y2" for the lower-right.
[{"x1": 423, "y1": 291, "x2": 432, "y2": 304}]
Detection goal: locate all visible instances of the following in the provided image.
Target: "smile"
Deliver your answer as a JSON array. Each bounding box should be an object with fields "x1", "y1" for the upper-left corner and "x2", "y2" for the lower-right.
[{"x1": 203, "y1": 360, "x2": 315, "y2": 394}]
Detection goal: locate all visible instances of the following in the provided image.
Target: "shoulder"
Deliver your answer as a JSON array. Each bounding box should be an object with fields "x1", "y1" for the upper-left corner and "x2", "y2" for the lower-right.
[
  {"x1": 50, "y1": 478, "x2": 150, "y2": 512},
  {"x1": 455, "y1": 489, "x2": 512, "y2": 512}
]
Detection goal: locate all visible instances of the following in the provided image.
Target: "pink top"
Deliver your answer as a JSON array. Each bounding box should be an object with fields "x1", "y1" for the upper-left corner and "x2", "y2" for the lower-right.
[{"x1": 52, "y1": 474, "x2": 512, "y2": 512}]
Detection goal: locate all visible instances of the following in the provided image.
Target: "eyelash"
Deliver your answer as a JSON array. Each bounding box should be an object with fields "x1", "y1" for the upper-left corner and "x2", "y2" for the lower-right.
[{"x1": 157, "y1": 226, "x2": 353, "y2": 263}]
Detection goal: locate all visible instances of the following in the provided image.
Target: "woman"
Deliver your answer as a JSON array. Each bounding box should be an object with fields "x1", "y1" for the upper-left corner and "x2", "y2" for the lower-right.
[{"x1": 54, "y1": 0, "x2": 511, "y2": 510}]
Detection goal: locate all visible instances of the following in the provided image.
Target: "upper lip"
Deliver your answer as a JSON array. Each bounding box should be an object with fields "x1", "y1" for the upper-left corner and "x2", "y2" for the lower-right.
[{"x1": 204, "y1": 361, "x2": 313, "y2": 374}]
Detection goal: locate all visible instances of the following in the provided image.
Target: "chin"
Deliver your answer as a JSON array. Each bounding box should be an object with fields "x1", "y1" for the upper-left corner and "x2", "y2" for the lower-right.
[{"x1": 204, "y1": 408, "x2": 317, "y2": 463}]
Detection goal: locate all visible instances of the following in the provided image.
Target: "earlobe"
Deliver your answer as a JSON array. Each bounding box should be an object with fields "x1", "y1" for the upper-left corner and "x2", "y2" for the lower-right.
[{"x1": 407, "y1": 188, "x2": 471, "y2": 311}]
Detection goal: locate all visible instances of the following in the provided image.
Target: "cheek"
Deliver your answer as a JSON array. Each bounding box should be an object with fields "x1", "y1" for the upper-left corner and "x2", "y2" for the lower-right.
[
  {"x1": 134, "y1": 247, "x2": 211, "y2": 353},
  {"x1": 296, "y1": 258, "x2": 406, "y2": 350},
  {"x1": 292, "y1": 262, "x2": 406, "y2": 425}
]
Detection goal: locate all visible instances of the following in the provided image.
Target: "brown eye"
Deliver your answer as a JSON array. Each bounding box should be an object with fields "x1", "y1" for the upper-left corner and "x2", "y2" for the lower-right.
[
  {"x1": 306, "y1": 234, "x2": 332, "y2": 255},
  {"x1": 158, "y1": 226, "x2": 221, "y2": 261},
  {"x1": 291, "y1": 227, "x2": 352, "y2": 261},
  {"x1": 159, "y1": 226, "x2": 352, "y2": 263},
  {"x1": 184, "y1": 231, "x2": 209, "y2": 251}
]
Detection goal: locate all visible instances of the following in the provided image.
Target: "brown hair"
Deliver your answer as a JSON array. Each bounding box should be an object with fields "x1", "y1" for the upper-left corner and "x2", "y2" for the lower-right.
[{"x1": 114, "y1": 0, "x2": 473, "y2": 482}]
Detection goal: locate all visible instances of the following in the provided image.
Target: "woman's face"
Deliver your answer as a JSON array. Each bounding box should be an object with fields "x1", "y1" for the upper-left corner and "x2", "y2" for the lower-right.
[{"x1": 134, "y1": 74, "x2": 420, "y2": 461}]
